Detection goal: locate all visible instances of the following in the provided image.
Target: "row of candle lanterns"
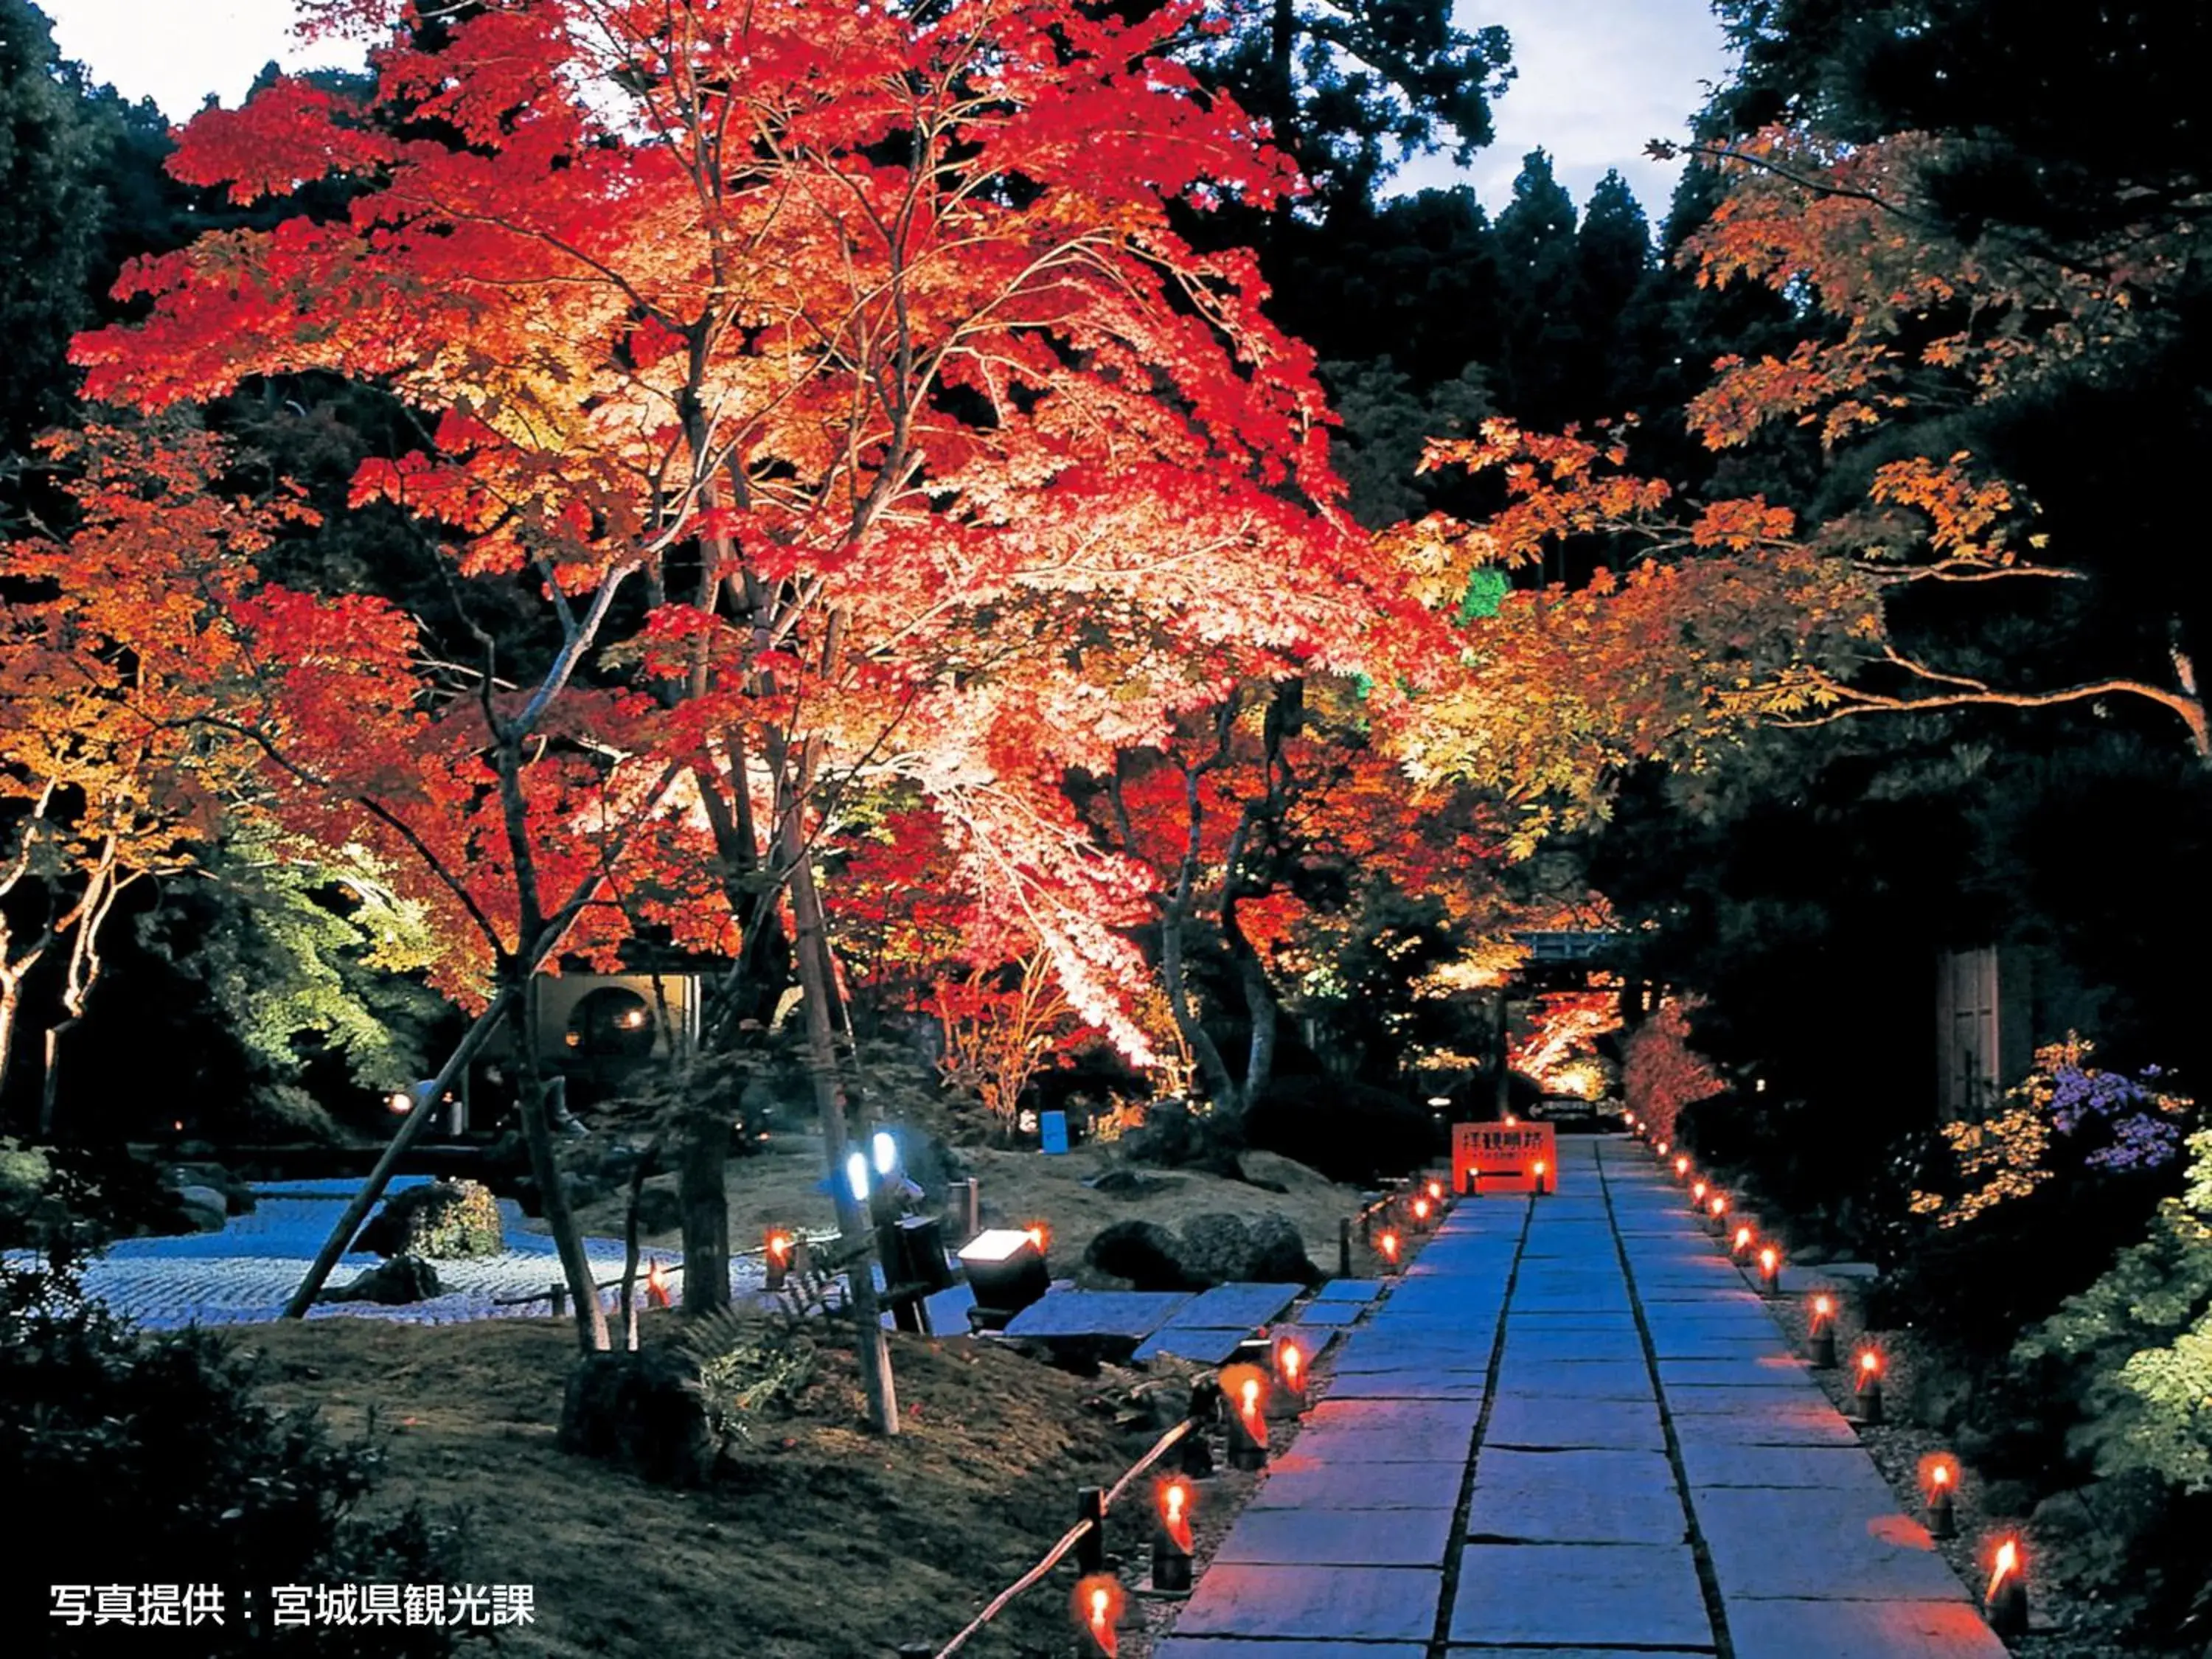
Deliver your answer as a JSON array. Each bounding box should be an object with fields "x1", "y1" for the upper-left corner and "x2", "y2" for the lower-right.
[
  {"x1": 1069, "y1": 1329, "x2": 1314, "y2": 1653},
  {"x1": 1624, "y1": 1112, "x2": 2029, "y2": 1641}
]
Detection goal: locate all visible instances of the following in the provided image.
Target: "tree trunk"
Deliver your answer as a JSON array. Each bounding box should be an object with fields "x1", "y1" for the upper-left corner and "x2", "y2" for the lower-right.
[
  {"x1": 787, "y1": 821, "x2": 898, "y2": 1434},
  {"x1": 678, "y1": 1105, "x2": 731, "y2": 1315},
  {"x1": 512, "y1": 1005, "x2": 611, "y2": 1353},
  {"x1": 0, "y1": 970, "x2": 24, "y2": 1130},
  {"x1": 38, "y1": 1016, "x2": 77, "y2": 1141}
]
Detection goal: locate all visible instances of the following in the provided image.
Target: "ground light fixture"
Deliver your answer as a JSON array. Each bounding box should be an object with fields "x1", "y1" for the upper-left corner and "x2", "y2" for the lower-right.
[
  {"x1": 872, "y1": 1129, "x2": 898, "y2": 1176},
  {"x1": 1273, "y1": 1336, "x2": 1308, "y2": 1413},
  {"x1": 1706, "y1": 1193, "x2": 1730, "y2": 1234},
  {"x1": 1985, "y1": 1538, "x2": 2028, "y2": 1637},
  {"x1": 1807, "y1": 1293, "x2": 1838, "y2": 1368},
  {"x1": 1921, "y1": 1453, "x2": 1959, "y2": 1539},
  {"x1": 763, "y1": 1229, "x2": 796, "y2": 1291},
  {"x1": 956, "y1": 1228, "x2": 1050, "y2": 1329},
  {"x1": 1855, "y1": 1347, "x2": 1885, "y2": 1425},
  {"x1": 1411, "y1": 1196, "x2": 1433, "y2": 1228},
  {"x1": 1757, "y1": 1245, "x2": 1781, "y2": 1295},
  {"x1": 1379, "y1": 1230, "x2": 1402, "y2": 1270},
  {"x1": 1690, "y1": 1178, "x2": 1709, "y2": 1211},
  {"x1": 1674, "y1": 1155, "x2": 1691, "y2": 1180},
  {"x1": 1024, "y1": 1222, "x2": 1048, "y2": 1256},
  {"x1": 844, "y1": 1150, "x2": 870, "y2": 1203},
  {"x1": 1731, "y1": 1223, "x2": 1756, "y2": 1260},
  {"x1": 1533, "y1": 1158, "x2": 1551, "y2": 1195},
  {"x1": 1073, "y1": 1573, "x2": 1123, "y2": 1657},
  {"x1": 1426, "y1": 1178, "x2": 1446, "y2": 1205},
  {"x1": 1655, "y1": 1138, "x2": 1671, "y2": 1157}
]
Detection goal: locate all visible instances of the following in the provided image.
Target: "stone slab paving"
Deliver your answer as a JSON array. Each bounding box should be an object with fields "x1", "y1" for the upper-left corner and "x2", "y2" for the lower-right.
[
  {"x1": 1163, "y1": 1135, "x2": 2009, "y2": 1659},
  {"x1": 1311, "y1": 1278, "x2": 1387, "y2": 1302},
  {"x1": 1155, "y1": 1281, "x2": 1304, "y2": 1333},
  {"x1": 1001, "y1": 1289, "x2": 1192, "y2": 1339}
]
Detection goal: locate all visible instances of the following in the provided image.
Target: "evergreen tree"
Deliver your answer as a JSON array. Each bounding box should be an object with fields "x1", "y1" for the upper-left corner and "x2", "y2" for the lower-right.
[{"x1": 1490, "y1": 149, "x2": 1583, "y2": 428}]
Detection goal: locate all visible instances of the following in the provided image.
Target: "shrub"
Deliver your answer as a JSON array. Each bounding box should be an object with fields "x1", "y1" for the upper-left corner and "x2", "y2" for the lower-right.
[
  {"x1": 0, "y1": 1262, "x2": 458, "y2": 1656},
  {"x1": 1620, "y1": 998, "x2": 1726, "y2": 1146}
]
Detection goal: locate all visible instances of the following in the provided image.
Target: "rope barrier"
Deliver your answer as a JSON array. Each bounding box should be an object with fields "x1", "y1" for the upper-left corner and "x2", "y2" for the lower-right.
[
  {"x1": 931, "y1": 1517, "x2": 1097, "y2": 1659},
  {"x1": 1102, "y1": 1418, "x2": 1192, "y2": 1512}
]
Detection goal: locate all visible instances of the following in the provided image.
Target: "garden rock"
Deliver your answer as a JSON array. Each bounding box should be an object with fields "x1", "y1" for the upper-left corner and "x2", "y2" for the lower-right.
[
  {"x1": 173, "y1": 1186, "x2": 229, "y2": 1233},
  {"x1": 1085, "y1": 1220, "x2": 1189, "y2": 1290},
  {"x1": 1082, "y1": 1168, "x2": 1173, "y2": 1199},
  {"x1": 351, "y1": 1179, "x2": 504, "y2": 1259},
  {"x1": 1177, "y1": 1212, "x2": 1254, "y2": 1286},
  {"x1": 1237, "y1": 1150, "x2": 1338, "y2": 1197},
  {"x1": 559, "y1": 1346, "x2": 722, "y2": 1487},
  {"x1": 1248, "y1": 1212, "x2": 1321, "y2": 1284},
  {"x1": 323, "y1": 1253, "x2": 442, "y2": 1304},
  {"x1": 630, "y1": 1183, "x2": 683, "y2": 1235}
]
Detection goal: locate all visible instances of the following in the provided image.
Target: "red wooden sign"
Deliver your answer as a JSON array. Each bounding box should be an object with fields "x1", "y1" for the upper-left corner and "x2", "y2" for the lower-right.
[{"x1": 1452, "y1": 1121, "x2": 1558, "y2": 1194}]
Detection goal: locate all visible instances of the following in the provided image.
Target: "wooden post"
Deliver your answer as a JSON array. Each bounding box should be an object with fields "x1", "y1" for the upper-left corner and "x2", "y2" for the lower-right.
[
  {"x1": 1076, "y1": 1486, "x2": 1107, "y2": 1573},
  {"x1": 1338, "y1": 1217, "x2": 1352, "y2": 1278}
]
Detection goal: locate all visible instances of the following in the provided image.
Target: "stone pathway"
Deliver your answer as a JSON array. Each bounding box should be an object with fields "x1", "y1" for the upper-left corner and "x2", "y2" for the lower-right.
[
  {"x1": 15, "y1": 1178, "x2": 760, "y2": 1330},
  {"x1": 1158, "y1": 1135, "x2": 2011, "y2": 1659}
]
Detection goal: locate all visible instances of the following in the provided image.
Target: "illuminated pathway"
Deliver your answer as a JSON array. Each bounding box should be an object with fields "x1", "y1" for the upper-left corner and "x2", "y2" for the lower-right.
[{"x1": 1157, "y1": 1136, "x2": 2011, "y2": 1659}]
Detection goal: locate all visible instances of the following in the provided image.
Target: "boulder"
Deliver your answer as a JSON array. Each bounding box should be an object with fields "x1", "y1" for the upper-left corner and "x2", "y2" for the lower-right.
[
  {"x1": 173, "y1": 1186, "x2": 229, "y2": 1234},
  {"x1": 559, "y1": 1346, "x2": 722, "y2": 1487},
  {"x1": 1082, "y1": 1168, "x2": 1174, "y2": 1199},
  {"x1": 1248, "y1": 1213, "x2": 1321, "y2": 1285},
  {"x1": 1176, "y1": 1213, "x2": 1254, "y2": 1286},
  {"x1": 323, "y1": 1253, "x2": 442, "y2": 1304},
  {"x1": 630, "y1": 1183, "x2": 683, "y2": 1236},
  {"x1": 1084, "y1": 1220, "x2": 1189, "y2": 1291},
  {"x1": 1237, "y1": 1150, "x2": 1340, "y2": 1197},
  {"x1": 351, "y1": 1179, "x2": 504, "y2": 1259}
]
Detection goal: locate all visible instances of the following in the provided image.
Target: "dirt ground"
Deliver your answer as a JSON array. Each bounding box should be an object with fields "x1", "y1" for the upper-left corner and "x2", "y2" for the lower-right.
[
  {"x1": 242, "y1": 1315, "x2": 1208, "y2": 1659},
  {"x1": 565, "y1": 1134, "x2": 1371, "y2": 1283}
]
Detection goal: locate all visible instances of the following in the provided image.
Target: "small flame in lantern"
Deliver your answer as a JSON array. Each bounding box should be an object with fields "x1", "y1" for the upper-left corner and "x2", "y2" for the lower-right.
[
  {"x1": 1279, "y1": 1340, "x2": 1304, "y2": 1388},
  {"x1": 645, "y1": 1256, "x2": 672, "y2": 1309},
  {"x1": 1733, "y1": 1224, "x2": 1754, "y2": 1253},
  {"x1": 1380, "y1": 1231, "x2": 1400, "y2": 1263},
  {"x1": 1857, "y1": 1349, "x2": 1883, "y2": 1387},
  {"x1": 767, "y1": 1232, "x2": 792, "y2": 1263},
  {"x1": 1160, "y1": 1478, "x2": 1194, "y2": 1553},
  {"x1": 1691, "y1": 1180, "x2": 1708, "y2": 1203},
  {"x1": 1656, "y1": 1139, "x2": 1670, "y2": 1155},
  {"x1": 1427, "y1": 1178, "x2": 1444, "y2": 1202},
  {"x1": 1073, "y1": 1574, "x2": 1122, "y2": 1657},
  {"x1": 1759, "y1": 1246, "x2": 1778, "y2": 1276},
  {"x1": 1534, "y1": 1160, "x2": 1548, "y2": 1178},
  {"x1": 1987, "y1": 1538, "x2": 2020, "y2": 1601},
  {"x1": 1812, "y1": 1293, "x2": 1834, "y2": 1325},
  {"x1": 1710, "y1": 1194, "x2": 1728, "y2": 1218},
  {"x1": 1413, "y1": 1197, "x2": 1432, "y2": 1222},
  {"x1": 1025, "y1": 1224, "x2": 1048, "y2": 1253},
  {"x1": 1674, "y1": 1155, "x2": 1691, "y2": 1177},
  {"x1": 1242, "y1": 1378, "x2": 1261, "y2": 1416}
]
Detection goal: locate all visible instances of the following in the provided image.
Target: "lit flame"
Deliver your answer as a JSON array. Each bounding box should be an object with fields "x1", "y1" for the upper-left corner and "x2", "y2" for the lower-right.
[
  {"x1": 1505, "y1": 1113, "x2": 1518, "y2": 1126},
  {"x1": 1710, "y1": 1195, "x2": 1728, "y2": 1218},
  {"x1": 1987, "y1": 1538, "x2": 2020, "y2": 1601},
  {"x1": 1674, "y1": 1156, "x2": 1690, "y2": 1177},
  {"x1": 1380, "y1": 1231, "x2": 1401, "y2": 1263},
  {"x1": 1857, "y1": 1349, "x2": 1883, "y2": 1387},
  {"x1": 1278, "y1": 1341, "x2": 1304, "y2": 1388},
  {"x1": 1919, "y1": 1452, "x2": 1958, "y2": 1495},
  {"x1": 645, "y1": 1257, "x2": 672, "y2": 1309},
  {"x1": 1656, "y1": 1139, "x2": 1670, "y2": 1155},
  {"x1": 1733, "y1": 1225, "x2": 1754, "y2": 1252},
  {"x1": 1413, "y1": 1197, "x2": 1432, "y2": 1222},
  {"x1": 1691, "y1": 1180, "x2": 1708, "y2": 1203},
  {"x1": 1073, "y1": 1575, "x2": 1122, "y2": 1657},
  {"x1": 767, "y1": 1232, "x2": 792, "y2": 1264},
  {"x1": 1759, "y1": 1247, "x2": 1778, "y2": 1276},
  {"x1": 1427, "y1": 1179, "x2": 1444, "y2": 1202},
  {"x1": 1160, "y1": 1478, "x2": 1194, "y2": 1553},
  {"x1": 1242, "y1": 1379, "x2": 1261, "y2": 1416},
  {"x1": 1534, "y1": 1160, "x2": 1548, "y2": 1178},
  {"x1": 1812, "y1": 1293, "x2": 1834, "y2": 1325},
  {"x1": 1026, "y1": 1225, "x2": 1048, "y2": 1253}
]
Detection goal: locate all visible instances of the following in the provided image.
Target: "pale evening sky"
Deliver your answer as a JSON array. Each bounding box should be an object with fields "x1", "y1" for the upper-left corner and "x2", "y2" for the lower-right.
[{"x1": 39, "y1": 0, "x2": 1734, "y2": 229}]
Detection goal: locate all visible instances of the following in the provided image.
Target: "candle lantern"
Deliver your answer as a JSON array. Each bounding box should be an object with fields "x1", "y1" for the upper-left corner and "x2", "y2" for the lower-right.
[
  {"x1": 1273, "y1": 1336, "x2": 1309, "y2": 1415},
  {"x1": 644, "y1": 1256, "x2": 673, "y2": 1310},
  {"x1": 1731, "y1": 1223, "x2": 1756, "y2": 1261},
  {"x1": 1985, "y1": 1538, "x2": 2028, "y2": 1638},
  {"x1": 1690, "y1": 1178, "x2": 1708, "y2": 1212},
  {"x1": 1756, "y1": 1245, "x2": 1781, "y2": 1296},
  {"x1": 1655, "y1": 1138, "x2": 1671, "y2": 1158},
  {"x1": 1379, "y1": 1229, "x2": 1402, "y2": 1273},
  {"x1": 1220, "y1": 1363, "x2": 1269, "y2": 1470},
  {"x1": 1673, "y1": 1155, "x2": 1691, "y2": 1181},
  {"x1": 1411, "y1": 1195, "x2": 1433, "y2": 1229},
  {"x1": 1532, "y1": 1158, "x2": 1551, "y2": 1197},
  {"x1": 1425, "y1": 1177, "x2": 1446, "y2": 1207},
  {"x1": 1921, "y1": 1454, "x2": 1959, "y2": 1540},
  {"x1": 763, "y1": 1229, "x2": 795, "y2": 1292},
  {"x1": 1807, "y1": 1293, "x2": 1838, "y2": 1368},
  {"x1": 1705, "y1": 1193, "x2": 1729, "y2": 1235},
  {"x1": 1073, "y1": 1574, "x2": 1124, "y2": 1658},
  {"x1": 1854, "y1": 1348, "x2": 1885, "y2": 1425},
  {"x1": 1152, "y1": 1477, "x2": 1194, "y2": 1592}
]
